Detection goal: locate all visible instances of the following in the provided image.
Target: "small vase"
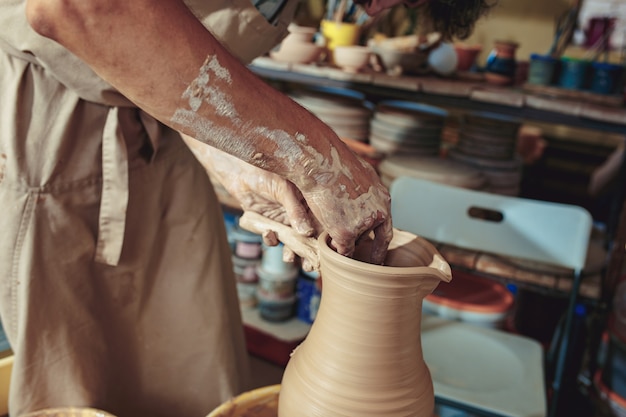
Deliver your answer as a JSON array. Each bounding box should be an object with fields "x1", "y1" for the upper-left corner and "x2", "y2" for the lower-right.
[
  {"x1": 278, "y1": 229, "x2": 452, "y2": 417},
  {"x1": 485, "y1": 40, "x2": 519, "y2": 86}
]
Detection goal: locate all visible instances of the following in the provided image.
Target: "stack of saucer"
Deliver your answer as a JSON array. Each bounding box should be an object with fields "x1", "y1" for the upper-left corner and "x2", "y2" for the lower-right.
[
  {"x1": 289, "y1": 87, "x2": 373, "y2": 142},
  {"x1": 378, "y1": 154, "x2": 486, "y2": 190},
  {"x1": 450, "y1": 111, "x2": 523, "y2": 195},
  {"x1": 369, "y1": 100, "x2": 448, "y2": 156}
]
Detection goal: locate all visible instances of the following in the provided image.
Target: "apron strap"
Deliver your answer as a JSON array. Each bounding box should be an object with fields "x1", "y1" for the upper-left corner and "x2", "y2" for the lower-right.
[{"x1": 94, "y1": 107, "x2": 130, "y2": 266}]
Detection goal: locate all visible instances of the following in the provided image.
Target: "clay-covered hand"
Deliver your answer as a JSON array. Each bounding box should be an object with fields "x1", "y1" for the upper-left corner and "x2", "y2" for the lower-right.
[
  {"x1": 298, "y1": 151, "x2": 393, "y2": 265},
  {"x1": 182, "y1": 136, "x2": 318, "y2": 262}
]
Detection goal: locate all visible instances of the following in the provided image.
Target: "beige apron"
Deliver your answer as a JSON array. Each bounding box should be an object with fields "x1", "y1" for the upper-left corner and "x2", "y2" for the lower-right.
[{"x1": 0, "y1": 0, "x2": 297, "y2": 416}]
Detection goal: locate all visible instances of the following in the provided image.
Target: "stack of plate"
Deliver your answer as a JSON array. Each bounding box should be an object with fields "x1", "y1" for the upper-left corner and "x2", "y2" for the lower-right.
[
  {"x1": 288, "y1": 87, "x2": 372, "y2": 142},
  {"x1": 450, "y1": 111, "x2": 523, "y2": 196},
  {"x1": 378, "y1": 155, "x2": 486, "y2": 190},
  {"x1": 368, "y1": 101, "x2": 448, "y2": 156}
]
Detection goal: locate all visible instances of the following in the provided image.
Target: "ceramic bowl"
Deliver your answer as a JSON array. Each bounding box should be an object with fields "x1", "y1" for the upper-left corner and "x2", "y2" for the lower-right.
[
  {"x1": 333, "y1": 46, "x2": 371, "y2": 73},
  {"x1": 371, "y1": 45, "x2": 427, "y2": 75},
  {"x1": 270, "y1": 41, "x2": 324, "y2": 64}
]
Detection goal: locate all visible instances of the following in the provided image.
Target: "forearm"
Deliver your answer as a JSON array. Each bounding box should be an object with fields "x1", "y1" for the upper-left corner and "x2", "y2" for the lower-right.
[{"x1": 25, "y1": 0, "x2": 353, "y2": 193}]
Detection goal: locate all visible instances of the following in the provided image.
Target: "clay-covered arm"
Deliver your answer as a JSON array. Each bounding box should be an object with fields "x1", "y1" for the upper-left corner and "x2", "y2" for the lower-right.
[{"x1": 25, "y1": 0, "x2": 392, "y2": 263}]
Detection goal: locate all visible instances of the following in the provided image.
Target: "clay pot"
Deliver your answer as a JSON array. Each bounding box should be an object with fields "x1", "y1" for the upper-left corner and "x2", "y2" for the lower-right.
[
  {"x1": 454, "y1": 43, "x2": 482, "y2": 72},
  {"x1": 285, "y1": 23, "x2": 317, "y2": 44},
  {"x1": 270, "y1": 24, "x2": 324, "y2": 64},
  {"x1": 278, "y1": 229, "x2": 452, "y2": 417},
  {"x1": 485, "y1": 40, "x2": 519, "y2": 86}
]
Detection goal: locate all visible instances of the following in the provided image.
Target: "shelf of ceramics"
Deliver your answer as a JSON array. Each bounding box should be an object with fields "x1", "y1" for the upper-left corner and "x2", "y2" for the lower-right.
[{"x1": 250, "y1": 57, "x2": 626, "y2": 134}]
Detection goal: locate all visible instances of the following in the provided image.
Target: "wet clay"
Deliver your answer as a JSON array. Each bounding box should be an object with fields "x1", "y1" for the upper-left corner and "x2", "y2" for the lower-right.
[{"x1": 278, "y1": 229, "x2": 451, "y2": 417}]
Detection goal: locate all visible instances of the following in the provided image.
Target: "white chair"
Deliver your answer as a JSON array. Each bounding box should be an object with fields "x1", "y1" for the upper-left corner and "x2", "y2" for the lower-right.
[{"x1": 390, "y1": 176, "x2": 593, "y2": 417}]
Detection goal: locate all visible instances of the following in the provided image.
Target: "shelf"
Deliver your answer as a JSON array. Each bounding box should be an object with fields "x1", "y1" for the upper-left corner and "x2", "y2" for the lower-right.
[{"x1": 250, "y1": 57, "x2": 626, "y2": 135}]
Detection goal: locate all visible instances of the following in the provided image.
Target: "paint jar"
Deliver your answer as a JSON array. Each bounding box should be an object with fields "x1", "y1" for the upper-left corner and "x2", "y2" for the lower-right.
[
  {"x1": 590, "y1": 62, "x2": 624, "y2": 95},
  {"x1": 296, "y1": 269, "x2": 321, "y2": 324},
  {"x1": 230, "y1": 223, "x2": 263, "y2": 260},
  {"x1": 257, "y1": 289, "x2": 296, "y2": 322},
  {"x1": 232, "y1": 255, "x2": 260, "y2": 307},
  {"x1": 557, "y1": 57, "x2": 591, "y2": 90},
  {"x1": 256, "y1": 244, "x2": 299, "y2": 300},
  {"x1": 528, "y1": 54, "x2": 558, "y2": 86}
]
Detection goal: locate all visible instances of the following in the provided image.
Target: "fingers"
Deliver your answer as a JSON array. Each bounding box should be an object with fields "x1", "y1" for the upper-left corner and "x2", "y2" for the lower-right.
[
  {"x1": 281, "y1": 182, "x2": 316, "y2": 237},
  {"x1": 282, "y1": 245, "x2": 297, "y2": 263},
  {"x1": 370, "y1": 218, "x2": 393, "y2": 265}
]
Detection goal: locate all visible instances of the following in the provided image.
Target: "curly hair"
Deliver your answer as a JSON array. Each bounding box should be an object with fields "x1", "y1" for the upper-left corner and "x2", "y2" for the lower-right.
[{"x1": 422, "y1": 0, "x2": 497, "y2": 40}]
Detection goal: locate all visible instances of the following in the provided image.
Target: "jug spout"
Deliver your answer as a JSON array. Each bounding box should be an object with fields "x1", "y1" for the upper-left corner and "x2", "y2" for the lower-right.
[{"x1": 429, "y1": 253, "x2": 452, "y2": 283}]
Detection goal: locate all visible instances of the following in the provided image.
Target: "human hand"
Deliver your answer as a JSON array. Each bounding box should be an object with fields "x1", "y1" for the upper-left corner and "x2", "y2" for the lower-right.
[
  {"x1": 182, "y1": 136, "x2": 319, "y2": 267},
  {"x1": 182, "y1": 135, "x2": 392, "y2": 266},
  {"x1": 298, "y1": 151, "x2": 392, "y2": 265}
]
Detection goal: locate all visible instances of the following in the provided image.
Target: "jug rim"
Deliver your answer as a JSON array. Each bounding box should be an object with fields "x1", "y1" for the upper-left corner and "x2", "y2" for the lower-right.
[{"x1": 317, "y1": 229, "x2": 452, "y2": 283}]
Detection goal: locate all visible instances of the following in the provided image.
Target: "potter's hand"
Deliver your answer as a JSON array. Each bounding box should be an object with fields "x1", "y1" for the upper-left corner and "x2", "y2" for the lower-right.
[
  {"x1": 181, "y1": 136, "x2": 318, "y2": 265},
  {"x1": 300, "y1": 154, "x2": 392, "y2": 265}
]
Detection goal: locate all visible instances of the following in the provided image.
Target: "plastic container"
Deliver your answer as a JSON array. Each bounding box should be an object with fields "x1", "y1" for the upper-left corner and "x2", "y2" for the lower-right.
[
  {"x1": 528, "y1": 53, "x2": 557, "y2": 85},
  {"x1": 256, "y1": 244, "x2": 299, "y2": 300},
  {"x1": 423, "y1": 270, "x2": 514, "y2": 328},
  {"x1": 207, "y1": 384, "x2": 280, "y2": 417},
  {"x1": 557, "y1": 57, "x2": 590, "y2": 90},
  {"x1": 230, "y1": 224, "x2": 263, "y2": 260},
  {"x1": 590, "y1": 62, "x2": 624, "y2": 95},
  {"x1": 296, "y1": 269, "x2": 321, "y2": 324},
  {"x1": 257, "y1": 267, "x2": 298, "y2": 300},
  {"x1": 257, "y1": 289, "x2": 296, "y2": 322},
  {"x1": 232, "y1": 255, "x2": 261, "y2": 307},
  {"x1": 232, "y1": 255, "x2": 260, "y2": 284}
]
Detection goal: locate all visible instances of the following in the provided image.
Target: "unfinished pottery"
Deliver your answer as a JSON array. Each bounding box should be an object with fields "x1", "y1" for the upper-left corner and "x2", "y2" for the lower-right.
[{"x1": 278, "y1": 229, "x2": 452, "y2": 417}]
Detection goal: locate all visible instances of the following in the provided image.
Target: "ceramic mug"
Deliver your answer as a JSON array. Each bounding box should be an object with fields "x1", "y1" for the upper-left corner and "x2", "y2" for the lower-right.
[{"x1": 320, "y1": 20, "x2": 361, "y2": 63}]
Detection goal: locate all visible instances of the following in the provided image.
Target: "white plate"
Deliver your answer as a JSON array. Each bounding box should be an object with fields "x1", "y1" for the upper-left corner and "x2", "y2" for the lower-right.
[{"x1": 421, "y1": 315, "x2": 546, "y2": 417}]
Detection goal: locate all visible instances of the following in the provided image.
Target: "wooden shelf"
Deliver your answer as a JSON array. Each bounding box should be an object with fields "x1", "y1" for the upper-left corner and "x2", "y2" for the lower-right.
[{"x1": 250, "y1": 57, "x2": 626, "y2": 135}]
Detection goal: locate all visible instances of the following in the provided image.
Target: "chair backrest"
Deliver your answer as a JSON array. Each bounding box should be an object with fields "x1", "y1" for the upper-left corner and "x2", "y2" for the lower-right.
[{"x1": 390, "y1": 177, "x2": 593, "y2": 273}]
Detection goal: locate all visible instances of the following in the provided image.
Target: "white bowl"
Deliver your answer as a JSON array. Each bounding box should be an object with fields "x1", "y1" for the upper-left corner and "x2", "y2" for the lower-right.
[
  {"x1": 270, "y1": 42, "x2": 324, "y2": 64},
  {"x1": 333, "y1": 46, "x2": 371, "y2": 73}
]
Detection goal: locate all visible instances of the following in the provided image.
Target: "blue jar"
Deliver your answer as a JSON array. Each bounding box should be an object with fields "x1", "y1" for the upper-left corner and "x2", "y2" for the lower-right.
[
  {"x1": 528, "y1": 54, "x2": 558, "y2": 85},
  {"x1": 558, "y1": 57, "x2": 590, "y2": 90},
  {"x1": 590, "y1": 62, "x2": 624, "y2": 95},
  {"x1": 296, "y1": 270, "x2": 321, "y2": 324}
]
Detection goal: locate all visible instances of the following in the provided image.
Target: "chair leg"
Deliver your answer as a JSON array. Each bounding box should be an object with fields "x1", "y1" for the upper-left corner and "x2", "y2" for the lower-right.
[{"x1": 548, "y1": 270, "x2": 583, "y2": 417}]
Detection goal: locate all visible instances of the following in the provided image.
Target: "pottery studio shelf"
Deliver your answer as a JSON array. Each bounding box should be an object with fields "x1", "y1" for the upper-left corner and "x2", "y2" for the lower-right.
[{"x1": 250, "y1": 56, "x2": 626, "y2": 135}]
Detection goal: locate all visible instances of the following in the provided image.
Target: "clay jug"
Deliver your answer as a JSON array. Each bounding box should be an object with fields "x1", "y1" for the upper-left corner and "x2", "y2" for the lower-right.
[{"x1": 278, "y1": 228, "x2": 452, "y2": 417}]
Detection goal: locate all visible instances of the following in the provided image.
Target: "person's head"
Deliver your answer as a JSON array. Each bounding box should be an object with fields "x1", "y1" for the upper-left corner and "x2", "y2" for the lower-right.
[{"x1": 353, "y1": 0, "x2": 496, "y2": 40}]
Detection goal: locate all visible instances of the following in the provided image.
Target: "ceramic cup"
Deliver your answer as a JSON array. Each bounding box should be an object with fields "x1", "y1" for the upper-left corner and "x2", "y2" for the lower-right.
[
  {"x1": 528, "y1": 53, "x2": 558, "y2": 86},
  {"x1": 320, "y1": 20, "x2": 361, "y2": 64}
]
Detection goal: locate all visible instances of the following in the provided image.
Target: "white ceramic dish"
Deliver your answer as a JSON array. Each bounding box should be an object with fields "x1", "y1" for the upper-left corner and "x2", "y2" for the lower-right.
[{"x1": 421, "y1": 315, "x2": 546, "y2": 417}]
